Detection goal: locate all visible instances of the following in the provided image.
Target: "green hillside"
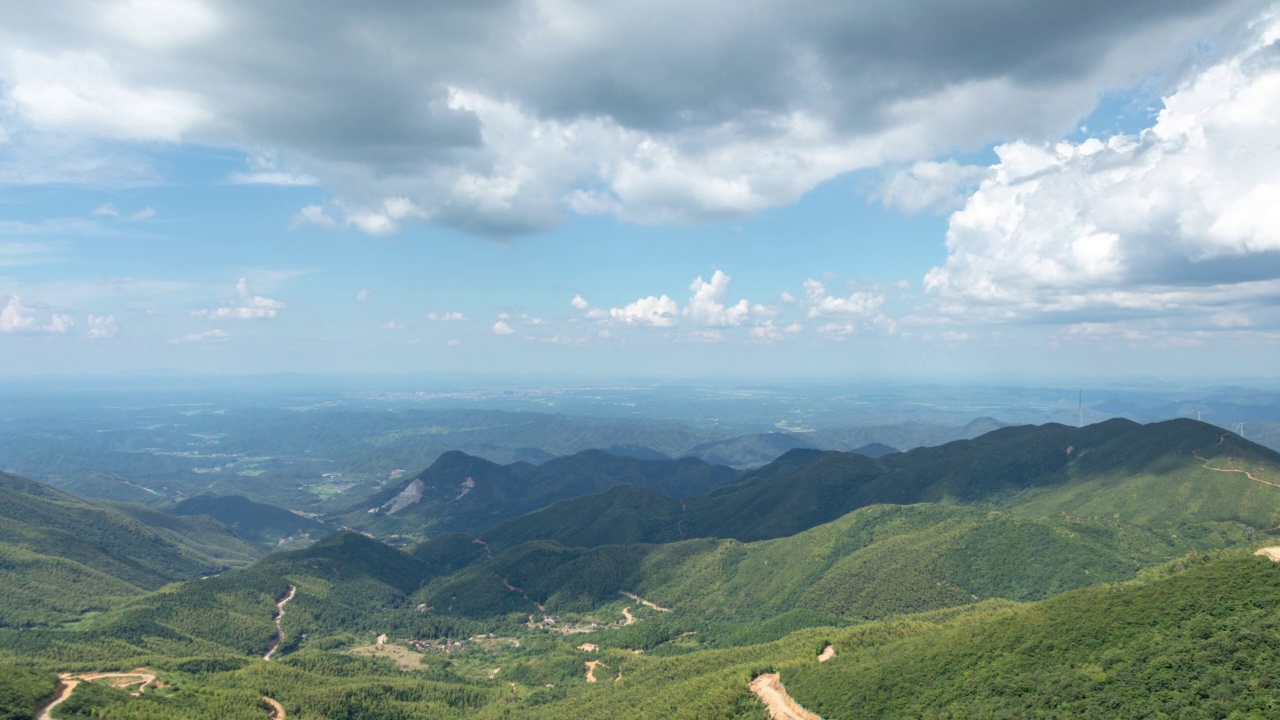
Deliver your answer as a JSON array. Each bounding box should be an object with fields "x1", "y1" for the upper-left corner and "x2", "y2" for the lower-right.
[
  {"x1": 784, "y1": 550, "x2": 1280, "y2": 718},
  {"x1": 419, "y1": 501, "x2": 1247, "y2": 634},
  {"x1": 0, "y1": 473, "x2": 258, "y2": 628},
  {"x1": 344, "y1": 449, "x2": 737, "y2": 537},
  {"x1": 167, "y1": 495, "x2": 331, "y2": 547}
]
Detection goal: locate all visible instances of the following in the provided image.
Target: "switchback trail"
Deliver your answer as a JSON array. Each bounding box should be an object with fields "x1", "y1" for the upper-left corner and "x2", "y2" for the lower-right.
[
  {"x1": 749, "y1": 673, "x2": 821, "y2": 720},
  {"x1": 263, "y1": 585, "x2": 297, "y2": 661},
  {"x1": 37, "y1": 671, "x2": 158, "y2": 720}
]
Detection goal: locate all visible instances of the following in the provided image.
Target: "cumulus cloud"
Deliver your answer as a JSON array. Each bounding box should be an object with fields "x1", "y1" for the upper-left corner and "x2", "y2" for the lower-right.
[
  {"x1": 924, "y1": 14, "x2": 1280, "y2": 326},
  {"x1": 609, "y1": 295, "x2": 679, "y2": 327},
  {"x1": 383, "y1": 320, "x2": 407, "y2": 330},
  {"x1": 355, "y1": 289, "x2": 370, "y2": 301},
  {"x1": 0, "y1": 0, "x2": 1253, "y2": 235},
  {"x1": 878, "y1": 160, "x2": 987, "y2": 214},
  {"x1": 801, "y1": 279, "x2": 884, "y2": 319},
  {"x1": 192, "y1": 278, "x2": 285, "y2": 320},
  {"x1": 168, "y1": 328, "x2": 228, "y2": 344},
  {"x1": 291, "y1": 204, "x2": 337, "y2": 229},
  {"x1": 426, "y1": 311, "x2": 467, "y2": 321},
  {"x1": 85, "y1": 313, "x2": 118, "y2": 338},
  {"x1": 491, "y1": 319, "x2": 516, "y2": 335},
  {"x1": 684, "y1": 270, "x2": 749, "y2": 326},
  {"x1": 0, "y1": 296, "x2": 72, "y2": 333},
  {"x1": 749, "y1": 321, "x2": 783, "y2": 344}
]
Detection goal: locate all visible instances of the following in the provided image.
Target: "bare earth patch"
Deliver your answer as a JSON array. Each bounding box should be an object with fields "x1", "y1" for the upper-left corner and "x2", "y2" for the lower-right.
[
  {"x1": 1255, "y1": 547, "x2": 1280, "y2": 561},
  {"x1": 584, "y1": 660, "x2": 609, "y2": 683},
  {"x1": 818, "y1": 645, "x2": 836, "y2": 662},
  {"x1": 749, "y1": 673, "x2": 821, "y2": 720},
  {"x1": 350, "y1": 643, "x2": 428, "y2": 670},
  {"x1": 38, "y1": 670, "x2": 159, "y2": 720}
]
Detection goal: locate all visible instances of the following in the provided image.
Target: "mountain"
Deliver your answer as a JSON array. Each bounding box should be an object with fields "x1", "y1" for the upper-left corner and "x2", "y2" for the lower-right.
[
  {"x1": 783, "y1": 550, "x2": 1280, "y2": 718},
  {"x1": 417, "y1": 501, "x2": 1229, "y2": 630},
  {"x1": 0, "y1": 472, "x2": 258, "y2": 628},
  {"x1": 344, "y1": 449, "x2": 738, "y2": 536},
  {"x1": 167, "y1": 494, "x2": 331, "y2": 546},
  {"x1": 678, "y1": 419, "x2": 1005, "y2": 468}
]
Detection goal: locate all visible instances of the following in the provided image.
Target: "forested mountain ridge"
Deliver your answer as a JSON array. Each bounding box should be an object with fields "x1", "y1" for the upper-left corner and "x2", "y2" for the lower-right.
[
  {"x1": 167, "y1": 494, "x2": 331, "y2": 547},
  {"x1": 341, "y1": 448, "x2": 738, "y2": 537},
  {"x1": 0, "y1": 472, "x2": 259, "y2": 628}
]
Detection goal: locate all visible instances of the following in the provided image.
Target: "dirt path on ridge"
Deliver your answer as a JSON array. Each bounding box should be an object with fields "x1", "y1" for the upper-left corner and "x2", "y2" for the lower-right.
[
  {"x1": 263, "y1": 585, "x2": 297, "y2": 661},
  {"x1": 262, "y1": 695, "x2": 286, "y2": 720},
  {"x1": 1193, "y1": 437, "x2": 1280, "y2": 490},
  {"x1": 621, "y1": 607, "x2": 635, "y2": 625},
  {"x1": 749, "y1": 673, "x2": 821, "y2": 720}
]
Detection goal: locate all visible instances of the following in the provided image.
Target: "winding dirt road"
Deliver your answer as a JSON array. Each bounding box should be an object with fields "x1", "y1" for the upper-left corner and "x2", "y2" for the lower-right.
[
  {"x1": 749, "y1": 673, "x2": 821, "y2": 720},
  {"x1": 36, "y1": 671, "x2": 157, "y2": 720},
  {"x1": 263, "y1": 585, "x2": 297, "y2": 661},
  {"x1": 262, "y1": 695, "x2": 286, "y2": 720},
  {"x1": 1193, "y1": 437, "x2": 1280, "y2": 490}
]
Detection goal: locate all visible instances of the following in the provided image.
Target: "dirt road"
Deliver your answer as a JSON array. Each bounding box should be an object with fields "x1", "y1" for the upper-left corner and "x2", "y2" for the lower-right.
[
  {"x1": 749, "y1": 673, "x2": 821, "y2": 720},
  {"x1": 262, "y1": 695, "x2": 286, "y2": 720},
  {"x1": 36, "y1": 671, "x2": 158, "y2": 720},
  {"x1": 621, "y1": 607, "x2": 635, "y2": 625},
  {"x1": 618, "y1": 591, "x2": 671, "y2": 612},
  {"x1": 584, "y1": 660, "x2": 608, "y2": 683},
  {"x1": 263, "y1": 585, "x2": 297, "y2": 661}
]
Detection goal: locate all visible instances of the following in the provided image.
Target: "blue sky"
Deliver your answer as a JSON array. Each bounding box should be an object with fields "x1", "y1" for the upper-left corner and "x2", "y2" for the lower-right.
[{"x1": 2, "y1": 0, "x2": 1279, "y2": 379}]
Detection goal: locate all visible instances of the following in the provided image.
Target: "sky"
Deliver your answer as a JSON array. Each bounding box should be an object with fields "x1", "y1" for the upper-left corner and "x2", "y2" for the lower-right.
[{"x1": 2, "y1": 0, "x2": 1279, "y2": 380}]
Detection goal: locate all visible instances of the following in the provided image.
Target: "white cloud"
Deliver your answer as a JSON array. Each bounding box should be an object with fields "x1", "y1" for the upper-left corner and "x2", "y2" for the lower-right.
[
  {"x1": 0, "y1": 296, "x2": 73, "y2": 334},
  {"x1": 85, "y1": 314, "x2": 119, "y2": 338},
  {"x1": 0, "y1": 297, "x2": 37, "y2": 333},
  {"x1": 878, "y1": 160, "x2": 987, "y2": 214},
  {"x1": 609, "y1": 295, "x2": 679, "y2": 327},
  {"x1": 230, "y1": 171, "x2": 318, "y2": 186},
  {"x1": 491, "y1": 319, "x2": 516, "y2": 335},
  {"x1": 446, "y1": 338, "x2": 461, "y2": 347},
  {"x1": 749, "y1": 321, "x2": 782, "y2": 344},
  {"x1": 571, "y1": 294, "x2": 590, "y2": 311},
  {"x1": 192, "y1": 277, "x2": 285, "y2": 320},
  {"x1": 801, "y1": 279, "x2": 884, "y2": 319},
  {"x1": 355, "y1": 289, "x2": 371, "y2": 301},
  {"x1": 684, "y1": 270, "x2": 749, "y2": 327},
  {"x1": 426, "y1": 311, "x2": 467, "y2": 321},
  {"x1": 168, "y1": 328, "x2": 228, "y2": 344},
  {"x1": 517, "y1": 313, "x2": 545, "y2": 325},
  {"x1": 816, "y1": 321, "x2": 856, "y2": 339},
  {"x1": 682, "y1": 329, "x2": 724, "y2": 343},
  {"x1": 784, "y1": 322, "x2": 805, "y2": 333},
  {"x1": 292, "y1": 204, "x2": 338, "y2": 229},
  {"x1": 91, "y1": 202, "x2": 118, "y2": 216},
  {"x1": 751, "y1": 303, "x2": 779, "y2": 318},
  {"x1": 383, "y1": 321, "x2": 407, "y2": 330},
  {"x1": 128, "y1": 207, "x2": 154, "y2": 221},
  {"x1": 0, "y1": 1, "x2": 1250, "y2": 235},
  {"x1": 925, "y1": 14, "x2": 1280, "y2": 324}
]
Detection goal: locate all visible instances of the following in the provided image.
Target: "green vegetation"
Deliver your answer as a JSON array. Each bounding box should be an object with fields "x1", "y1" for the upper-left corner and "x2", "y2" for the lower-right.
[
  {"x1": 3, "y1": 419, "x2": 1280, "y2": 718},
  {"x1": 166, "y1": 495, "x2": 331, "y2": 547},
  {"x1": 0, "y1": 661, "x2": 55, "y2": 720}
]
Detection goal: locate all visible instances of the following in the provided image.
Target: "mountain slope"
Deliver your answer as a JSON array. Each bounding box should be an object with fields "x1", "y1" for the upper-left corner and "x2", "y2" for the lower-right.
[
  {"x1": 784, "y1": 550, "x2": 1280, "y2": 718},
  {"x1": 345, "y1": 449, "x2": 737, "y2": 536},
  {"x1": 166, "y1": 494, "x2": 331, "y2": 546},
  {"x1": 0, "y1": 472, "x2": 259, "y2": 627}
]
